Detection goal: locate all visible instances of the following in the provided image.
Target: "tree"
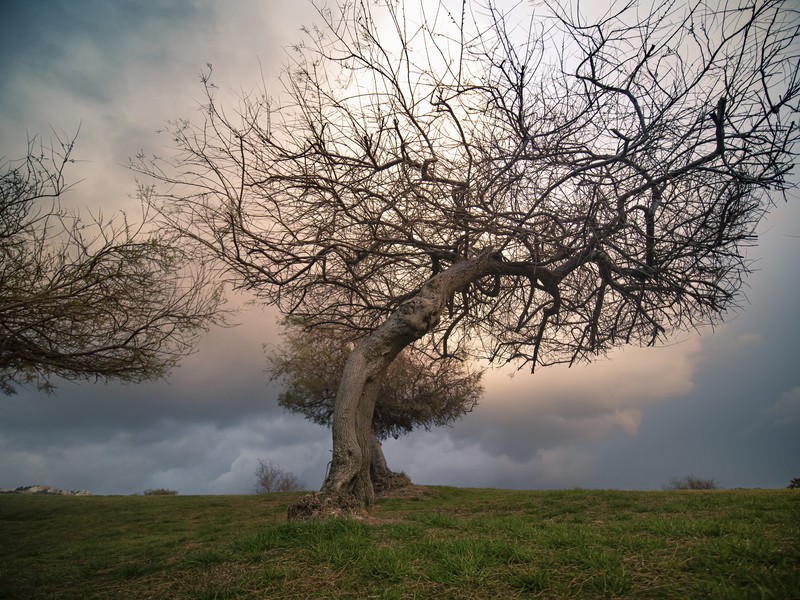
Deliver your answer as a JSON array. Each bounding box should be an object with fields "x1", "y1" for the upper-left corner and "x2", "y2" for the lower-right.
[
  {"x1": 143, "y1": 488, "x2": 179, "y2": 496},
  {"x1": 136, "y1": 0, "x2": 800, "y2": 516},
  {"x1": 267, "y1": 319, "x2": 482, "y2": 491},
  {"x1": 663, "y1": 475, "x2": 721, "y2": 490},
  {"x1": 254, "y1": 459, "x2": 305, "y2": 493},
  {"x1": 1, "y1": 135, "x2": 224, "y2": 394},
  {"x1": 788, "y1": 478, "x2": 800, "y2": 489}
]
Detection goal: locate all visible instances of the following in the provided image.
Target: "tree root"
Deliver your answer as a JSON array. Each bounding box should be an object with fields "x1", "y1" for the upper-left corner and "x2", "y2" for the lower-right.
[
  {"x1": 286, "y1": 492, "x2": 369, "y2": 520},
  {"x1": 373, "y1": 471, "x2": 412, "y2": 496}
]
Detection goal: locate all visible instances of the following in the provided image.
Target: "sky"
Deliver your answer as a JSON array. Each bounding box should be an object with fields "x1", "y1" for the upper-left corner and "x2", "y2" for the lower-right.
[{"x1": 1, "y1": 0, "x2": 798, "y2": 495}]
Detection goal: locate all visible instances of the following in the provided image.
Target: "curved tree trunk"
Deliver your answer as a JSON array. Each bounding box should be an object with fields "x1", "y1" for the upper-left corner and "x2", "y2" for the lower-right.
[
  {"x1": 318, "y1": 332, "x2": 400, "y2": 510},
  {"x1": 288, "y1": 252, "x2": 500, "y2": 519}
]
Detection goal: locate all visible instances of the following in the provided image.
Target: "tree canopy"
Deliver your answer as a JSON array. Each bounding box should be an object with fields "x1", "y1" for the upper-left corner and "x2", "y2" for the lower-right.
[
  {"x1": 0, "y1": 135, "x2": 224, "y2": 394},
  {"x1": 139, "y1": 0, "x2": 798, "y2": 369},
  {"x1": 268, "y1": 320, "x2": 482, "y2": 440}
]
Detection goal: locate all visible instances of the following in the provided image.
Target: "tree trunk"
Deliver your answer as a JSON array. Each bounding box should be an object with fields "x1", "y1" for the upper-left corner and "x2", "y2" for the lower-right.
[
  {"x1": 370, "y1": 434, "x2": 411, "y2": 494},
  {"x1": 287, "y1": 252, "x2": 499, "y2": 519},
  {"x1": 369, "y1": 434, "x2": 393, "y2": 482}
]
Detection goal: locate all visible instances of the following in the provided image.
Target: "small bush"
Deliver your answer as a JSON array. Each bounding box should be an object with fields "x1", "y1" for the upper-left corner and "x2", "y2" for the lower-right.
[
  {"x1": 663, "y1": 475, "x2": 720, "y2": 490},
  {"x1": 143, "y1": 488, "x2": 178, "y2": 496},
  {"x1": 788, "y1": 477, "x2": 800, "y2": 489},
  {"x1": 254, "y1": 459, "x2": 304, "y2": 493}
]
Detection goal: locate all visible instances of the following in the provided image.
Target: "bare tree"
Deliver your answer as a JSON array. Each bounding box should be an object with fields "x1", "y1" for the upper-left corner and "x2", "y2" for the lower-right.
[
  {"x1": 254, "y1": 459, "x2": 305, "y2": 493},
  {"x1": 136, "y1": 0, "x2": 800, "y2": 516},
  {"x1": 0, "y1": 135, "x2": 224, "y2": 394},
  {"x1": 267, "y1": 319, "x2": 482, "y2": 491}
]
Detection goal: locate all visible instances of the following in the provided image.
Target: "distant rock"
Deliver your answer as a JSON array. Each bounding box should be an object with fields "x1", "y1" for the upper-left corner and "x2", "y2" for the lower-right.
[{"x1": 0, "y1": 484, "x2": 91, "y2": 496}]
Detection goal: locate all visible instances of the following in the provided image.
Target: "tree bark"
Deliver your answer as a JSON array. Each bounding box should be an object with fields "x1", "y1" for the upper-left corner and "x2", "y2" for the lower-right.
[
  {"x1": 369, "y1": 434, "x2": 411, "y2": 494},
  {"x1": 369, "y1": 434, "x2": 393, "y2": 482},
  {"x1": 288, "y1": 252, "x2": 501, "y2": 518},
  {"x1": 318, "y1": 331, "x2": 400, "y2": 510}
]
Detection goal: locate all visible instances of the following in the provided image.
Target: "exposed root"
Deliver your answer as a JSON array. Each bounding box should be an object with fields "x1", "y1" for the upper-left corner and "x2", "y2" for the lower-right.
[
  {"x1": 373, "y1": 471, "x2": 413, "y2": 496},
  {"x1": 286, "y1": 492, "x2": 369, "y2": 521}
]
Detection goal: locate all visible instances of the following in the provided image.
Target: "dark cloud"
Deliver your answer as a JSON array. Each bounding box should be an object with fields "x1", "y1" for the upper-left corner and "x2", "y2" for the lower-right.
[
  {"x1": 0, "y1": 1, "x2": 210, "y2": 121},
  {"x1": 0, "y1": 414, "x2": 331, "y2": 494},
  {"x1": 1, "y1": 304, "x2": 283, "y2": 434}
]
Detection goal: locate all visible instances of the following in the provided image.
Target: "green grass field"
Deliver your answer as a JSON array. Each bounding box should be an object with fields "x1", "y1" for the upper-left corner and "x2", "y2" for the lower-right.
[{"x1": 1, "y1": 487, "x2": 798, "y2": 599}]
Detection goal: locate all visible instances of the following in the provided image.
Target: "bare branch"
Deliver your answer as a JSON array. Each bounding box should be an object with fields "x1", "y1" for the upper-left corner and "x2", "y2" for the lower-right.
[{"x1": 1, "y1": 135, "x2": 226, "y2": 394}]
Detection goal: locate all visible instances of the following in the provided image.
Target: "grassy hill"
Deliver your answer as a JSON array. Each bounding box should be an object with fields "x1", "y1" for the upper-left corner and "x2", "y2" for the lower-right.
[{"x1": 1, "y1": 486, "x2": 798, "y2": 598}]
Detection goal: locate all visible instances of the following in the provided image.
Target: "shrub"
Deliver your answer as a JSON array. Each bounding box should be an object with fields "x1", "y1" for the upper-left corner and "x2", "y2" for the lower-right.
[
  {"x1": 143, "y1": 488, "x2": 178, "y2": 496},
  {"x1": 788, "y1": 477, "x2": 800, "y2": 489},
  {"x1": 254, "y1": 459, "x2": 305, "y2": 493},
  {"x1": 663, "y1": 475, "x2": 720, "y2": 490}
]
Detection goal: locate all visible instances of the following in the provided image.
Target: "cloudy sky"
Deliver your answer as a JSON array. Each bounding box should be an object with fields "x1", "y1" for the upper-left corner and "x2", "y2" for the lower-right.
[{"x1": 1, "y1": 0, "x2": 798, "y2": 495}]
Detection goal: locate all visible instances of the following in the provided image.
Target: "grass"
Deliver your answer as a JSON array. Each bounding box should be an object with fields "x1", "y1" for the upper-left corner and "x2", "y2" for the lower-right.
[{"x1": 1, "y1": 487, "x2": 798, "y2": 599}]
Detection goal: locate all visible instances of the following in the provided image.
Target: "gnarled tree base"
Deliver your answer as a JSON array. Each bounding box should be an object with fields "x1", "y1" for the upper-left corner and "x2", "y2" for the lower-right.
[
  {"x1": 287, "y1": 492, "x2": 369, "y2": 520},
  {"x1": 286, "y1": 472, "x2": 414, "y2": 520},
  {"x1": 373, "y1": 471, "x2": 412, "y2": 496}
]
